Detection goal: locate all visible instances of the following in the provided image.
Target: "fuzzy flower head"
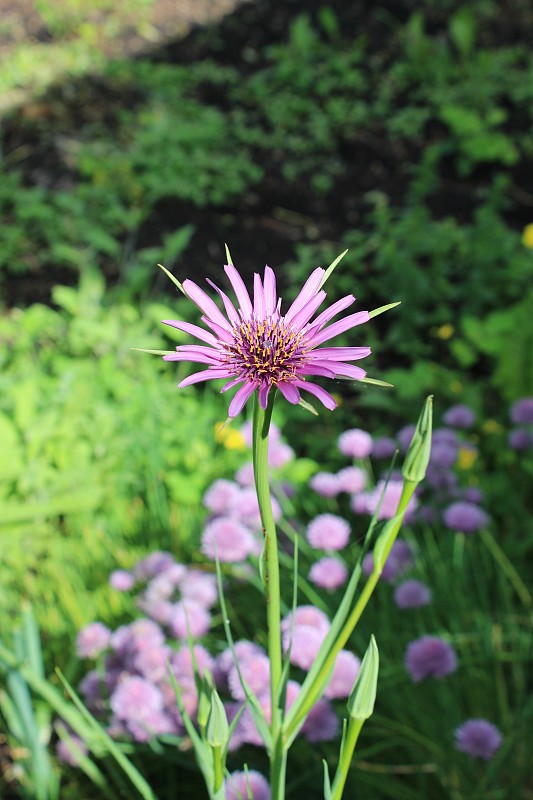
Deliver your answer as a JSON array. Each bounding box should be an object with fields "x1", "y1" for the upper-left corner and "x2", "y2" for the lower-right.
[
  {"x1": 309, "y1": 557, "x2": 348, "y2": 590},
  {"x1": 162, "y1": 262, "x2": 371, "y2": 416},
  {"x1": 405, "y1": 636, "x2": 458, "y2": 682},
  {"x1": 307, "y1": 513, "x2": 351, "y2": 550},
  {"x1": 338, "y1": 428, "x2": 373, "y2": 458},
  {"x1": 225, "y1": 770, "x2": 271, "y2": 800},
  {"x1": 510, "y1": 397, "x2": 533, "y2": 425},
  {"x1": 76, "y1": 622, "x2": 111, "y2": 659},
  {"x1": 454, "y1": 719, "x2": 503, "y2": 760},
  {"x1": 394, "y1": 579, "x2": 432, "y2": 609},
  {"x1": 443, "y1": 501, "x2": 489, "y2": 534}
]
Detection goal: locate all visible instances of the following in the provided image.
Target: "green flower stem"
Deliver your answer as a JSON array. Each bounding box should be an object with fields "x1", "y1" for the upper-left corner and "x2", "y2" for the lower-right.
[
  {"x1": 284, "y1": 481, "x2": 418, "y2": 743},
  {"x1": 252, "y1": 392, "x2": 286, "y2": 800},
  {"x1": 331, "y1": 718, "x2": 365, "y2": 800}
]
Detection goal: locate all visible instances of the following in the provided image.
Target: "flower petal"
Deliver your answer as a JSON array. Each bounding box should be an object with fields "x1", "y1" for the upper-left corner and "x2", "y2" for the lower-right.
[
  {"x1": 264, "y1": 266, "x2": 277, "y2": 317},
  {"x1": 310, "y1": 295, "x2": 355, "y2": 330},
  {"x1": 311, "y1": 311, "x2": 370, "y2": 346},
  {"x1": 259, "y1": 382, "x2": 270, "y2": 409},
  {"x1": 228, "y1": 381, "x2": 259, "y2": 417},
  {"x1": 201, "y1": 316, "x2": 234, "y2": 344},
  {"x1": 310, "y1": 347, "x2": 371, "y2": 361},
  {"x1": 162, "y1": 320, "x2": 219, "y2": 347},
  {"x1": 317, "y1": 362, "x2": 367, "y2": 380},
  {"x1": 293, "y1": 380, "x2": 337, "y2": 410},
  {"x1": 278, "y1": 382, "x2": 301, "y2": 404},
  {"x1": 224, "y1": 264, "x2": 253, "y2": 320},
  {"x1": 183, "y1": 280, "x2": 232, "y2": 331},
  {"x1": 288, "y1": 290, "x2": 327, "y2": 331},
  {"x1": 163, "y1": 352, "x2": 221, "y2": 365},
  {"x1": 284, "y1": 268, "x2": 325, "y2": 323},
  {"x1": 221, "y1": 377, "x2": 245, "y2": 393},
  {"x1": 206, "y1": 279, "x2": 241, "y2": 326},
  {"x1": 299, "y1": 362, "x2": 337, "y2": 378},
  {"x1": 179, "y1": 368, "x2": 234, "y2": 388},
  {"x1": 253, "y1": 273, "x2": 266, "y2": 320}
]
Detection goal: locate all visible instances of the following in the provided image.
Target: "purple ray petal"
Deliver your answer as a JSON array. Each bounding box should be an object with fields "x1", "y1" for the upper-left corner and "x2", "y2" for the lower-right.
[
  {"x1": 206, "y1": 279, "x2": 241, "y2": 326},
  {"x1": 253, "y1": 273, "x2": 266, "y2": 320},
  {"x1": 299, "y1": 363, "x2": 337, "y2": 378},
  {"x1": 310, "y1": 346, "x2": 371, "y2": 361},
  {"x1": 277, "y1": 382, "x2": 301, "y2": 404},
  {"x1": 228, "y1": 380, "x2": 259, "y2": 417},
  {"x1": 200, "y1": 316, "x2": 234, "y2": 344},
  {"x1": 264, "y1": 266, "x2": 277, "y2": 316},
  {"x1": 259, "y1": 381, "x2": 270, "y2": 409},
  {"x1": 310, "y1": 295, "x2": 355, "y2": 330},
  {"x1": 284, "y1": 268, "x2": 325, "y2": 323},
  {"x1": 182, "y1": 280, "x2": 232, "y2": 332},
  {"x1": 310, "y1": 311, "x2": 370, "y2": 346},
  {"x1": 318, "y1": 362, "x2": 367, "y2": 380},
  {"x1": 293, "y1": 380, "x2": 337, "y2": 410},
  {"x1": 224, "y1": 264, "x2": 253, "y2": 320},
  {"x1": 221, "y1": 377, "x2": 245, "y2": 393},
  {"x1": 287, "y1": 290, "x2": 327, "y2": 331},
  {"x1": 179, "y1": 368, "x2": 234, "y2": 388},
  {"x1": 162, "y1": 320, "x2": 219, "y2": 347},
  {"x1": 163, "y1": 352, "x2": 222, "y2": 365}
]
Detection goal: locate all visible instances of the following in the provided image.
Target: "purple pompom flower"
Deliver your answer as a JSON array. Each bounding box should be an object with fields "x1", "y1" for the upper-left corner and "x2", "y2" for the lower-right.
[
  {"x1": 203, "y1": 479, "x2": 241, "y2": 514},
  {"x1": 268, "y1": 440, "x2": 294, "y2": 467},
  {"x1": 443, "y1": 501, "x2": 489, "y2": 533},
  {"x1": 306, "y1": 513, "x2": 351, "y2": 550},
  {"x1": 302, "y1": 699, "x2": 339, "y2": 742},
  {"x1": 397, "y1": 424, "x2": 416, "y2": 453},
  {"x1": 338, "y1": 428, "x2": 373, "y2": 458},
  {"x1": 309, "y1": 557, "x2": 348, "y2": 590},
  {"x1": 309, "y1": 472, "x2": 341, "y2": 497},
  {"x1": 168, "y1": 601, "x2": 211, "y2": 639},
  {"x1": 362, "y1": 539, "x2": 415, "y2": 583},
  {"x1": 356, "y1": 480, "x2": 418, "y2": 521},
  {"x1": 405, "y1": 636, "x2": 457, "y2": 682},
  {"x1": 109, "y1": 570, "x2": 135, "y2": 591},
  {"x1": 56, "y1": 730, "x2": 88, "y2": 767},
  {"x1": 201, "y1": 516, "x2": 256, "y2": 563},
  {"x1": 76, "y1": 622, "x2": 111, "y2": 659},
  {"x1": 510, "y1": 397, "x2": 533, "y2": 424},
  {"x1": 443, "y1": 404, "x2": 475, "y2": 429},
  {"x1": 161, "y1": 262, "x2": 371, "y2": 416},
  {"x1": 336, "y1": 466, "x2": 367, "y2": 494},
  {"x1": 394, "y1": 580, "x2": 432, "y2": 609},
  {"x1": 228, "y1": 652, "x2": 271, "y2": 701},
  {"x1": 134, "y1": 551, "x2": 175, "y2": 581},
  {"x1": 324, "y1": 650, "x2": 361, "y2": 699},
  {"x1": 454, "y1": 719, "x2": 503, "y2": 760},
  {"x1": 508, "y1": 428, "x2": 533, "y2": 450},
  {"x1": 372, "y1": 436, "x2": 397, "y2": 459},
  {"x1": 225, "y1": 770, "x2": 271, "y2": 800}
]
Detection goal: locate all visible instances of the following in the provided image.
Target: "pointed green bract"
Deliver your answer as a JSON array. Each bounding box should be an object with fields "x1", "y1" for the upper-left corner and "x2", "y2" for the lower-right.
[
  {"x1": 157, "y1": 263, "x2": 185, "y2": 294},
  {"x1": 347, "y1": 636, "x2": 379, "y2": 720},
  {"x1": 323, "y1": 760, "x2": 333, "y2": 800},
  {"x1": 131, "y1": 348, "x2": 175, "y2": 356},
  {"x1": 297, "y1": 397, "x2": 319, "y2": 415},
  {"x1": 206, "y1": 690, "x2": 229, "y2": 748},
  {"x1": 224, "y1": 243, "x2": 234, "y2": 265},
  {"x1": 402, "y1": 395, "x2": 433, "y2": 483},
  {"x1": 368, "y1": 301, "x2": 401, "y2": 319},
  {"x1": 318, "y1": 249, "x2": 348, "y2": 290},
  {"x1": 360, "y1": 376, "x2": 394, "y2": 388}
]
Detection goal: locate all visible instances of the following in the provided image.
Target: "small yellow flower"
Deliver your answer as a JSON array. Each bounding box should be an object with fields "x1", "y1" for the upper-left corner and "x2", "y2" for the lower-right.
[
  {"x1": 214, "y1": 422, "x2": 246, "y2": 450},
  {"x1": 436, "y1": 324, "x2": 454, "y2": 340},
  {"x1": 457, "y1": 446, "x2": 477, "y2": 470},
  {"x1": 482, "y1": 419, "x2": 504, "y2": 434},
  {"x1": 522, "y1": 223, "x2": 533, "y2": 249}
]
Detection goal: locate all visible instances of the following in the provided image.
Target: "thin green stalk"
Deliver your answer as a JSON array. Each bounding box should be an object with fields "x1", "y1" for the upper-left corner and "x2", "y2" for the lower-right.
[
  {"x1": 331, "y1": 718, "x2": 364, "y2": 800},
  {"x1": 479, "y1": 528, "x2": 532, "y2": 610},
  {"x1": 252, "y1": 392, "x2": 285, "y2": 800}
]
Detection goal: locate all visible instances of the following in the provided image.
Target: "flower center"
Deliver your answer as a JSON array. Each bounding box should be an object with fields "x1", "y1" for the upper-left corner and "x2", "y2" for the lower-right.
[{"x1": 224, "y1": 317, "x2": 305, "y2": 384}]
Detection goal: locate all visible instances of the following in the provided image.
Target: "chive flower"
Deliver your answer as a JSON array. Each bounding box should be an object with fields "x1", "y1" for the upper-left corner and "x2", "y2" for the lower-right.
[
  {"x1": 454, "y1": 718, "x2": 503, "y2": 760},
  {"x1": 162, "y1": 263, "x2": 371, "y2": 416}
]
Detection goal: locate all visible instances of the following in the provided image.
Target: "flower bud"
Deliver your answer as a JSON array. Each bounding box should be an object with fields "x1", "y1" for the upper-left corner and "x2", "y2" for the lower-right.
[
  {"x1": 347, "y1": 635, "x2": 379, "y2": 720},
  {"x1": 402, "y1": 396, "x2": 433, "y2": 483},
  {"x1": 206, "y1": 689, "x2": 229, "y2": 748}
]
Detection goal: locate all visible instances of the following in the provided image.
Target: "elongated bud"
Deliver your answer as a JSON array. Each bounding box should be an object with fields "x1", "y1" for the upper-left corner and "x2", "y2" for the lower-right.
[
  {"x1": 197, "y1": 687, "x2": 210, "y2": 732},
  {"x1": 206, "y1": 689, "x2": 229, "y2": 748},
  {"x1": 402, "y1": 395, "x2": 433, "y2": 483},
  {"x1": 347, "y1": 635, "x2": 379, "y2": 720}
]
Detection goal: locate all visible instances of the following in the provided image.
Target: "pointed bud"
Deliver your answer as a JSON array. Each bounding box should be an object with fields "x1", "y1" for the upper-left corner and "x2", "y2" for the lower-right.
[
  {"x1": 347, "y1": 635, "x2": 379, "y2": 720},
  {"x1": 402, "y1": 395, "x2": 433, "y2": 483},
  {"x1": 206, "y1": 689, "x2": 229, "y2": 748},
  {"x1": 196, "y1": 687, "x2": 210, "y2": 731}
]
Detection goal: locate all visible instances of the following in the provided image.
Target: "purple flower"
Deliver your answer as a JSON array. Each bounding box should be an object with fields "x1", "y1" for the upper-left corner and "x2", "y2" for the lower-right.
[
  {"x1": 397, "y1": 424, "x2": 416, "y2": 453},
  {"x1": 405, "y1": 636, "x2": 457, "y2": 682},
  {"x1": 203, "y1": 479, "x2": 241, "y2": 514},
  {"x1": 508, "y1": 428, "x2": 533, "y2": 450},
  {"x1": 228, "y1": 652, "x2": 271, "y2": 701},
  {"x1": 225, "y1": 770, "x2": 271, "y2": 800},
  {"x1": 302, "y1": 699, "x2": 339, "y2": 742},
  {"x1": 429, "y1": 441, "x2": 457, "y2": 469},
  {"x1": 510, "y1": 397, "x2": 533, "y2": 424},
  {"x1": 179, "y1": 570, "x2": 218, "y2": 608},
  {"x1": 306, "y1": 513, "x2": 351, "y2": 550},
  {"x1": 109, "y1": 570, "x2": 135, "y2": 591},
  {"x1": 336, "y1": 465, "x2": 367, "y2": 494},
  {"x1": 461, "y1": 487, "x2": 484, "y2": 504},
  {"x1": 372, "y1": 436, "x2": 397, "y2": 459},
  {"x1": 338, "y1": 428, "x2": 373, "y2": 458},
  {"x1": 168, "y1": 600, "x2": 211, "y2": 639},
  {"x1": 454, "y1": 719, "x2": 503, "y2": 760},
  {"x1": 110, "y1": 675, "x2": 164, "y2": 723},
  {"x1": 235, "y1": 462, "x2": 255, "y2": 487},
  {"x1": 268, "y1": 440, "x2": 294, "y2": 467},
  {"x1": 443, "y1": 501, "x2": 489, "y2": 533},
  {"x1": 162, "y1": 262, "x2": 371, "y2": 416},
  {"x1": 443, "y1": 404, "x2": 475, "y2": 429},
  {"x1": 432, "y1": 428, "x2": 459, "y2": 446},
  {"x1": 216, "y1": 641, "x2": 264, "y2": 686},
  {"x1": 76, "y1": 622, "x2": 111, "y2": 659},
  {"x1": 324, "y1": 650, "x2": 360, "y2": 699},
  {"x1": 56, "y1": 730, "x2": 88, "y2": 767},
  {"x1": 309, "y1": 472, "x2": 341, "y2": 497},
  {"x1": 309, "y1": 557, "x2": 348, "y2": 590},
  {"x1": 201, "y1": 516, "x2": 256, "y2": 563},
  {"x1": 281, "y1": 606, "x2": 330, "y2": 670},
  {"x1": 394, "y1": 580, "x2": 432, "y2": 609},
  {"x1": 236, "y1": 487, "x2": 282, "y2": 530},
  {"x1": 362, "y1": 539, "x2": 415, "y2": 583},
  {"x1": 134, "y1": 552, "x2": 175, "y2": 581},
  {"x1": 355, "y1": 480, "x2": 418, "y2": 521}
]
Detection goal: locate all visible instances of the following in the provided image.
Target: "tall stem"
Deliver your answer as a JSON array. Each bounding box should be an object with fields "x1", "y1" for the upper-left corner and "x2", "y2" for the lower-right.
[{"x1": 252, "y1": 392, "x2": 285, "y2": 800}]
